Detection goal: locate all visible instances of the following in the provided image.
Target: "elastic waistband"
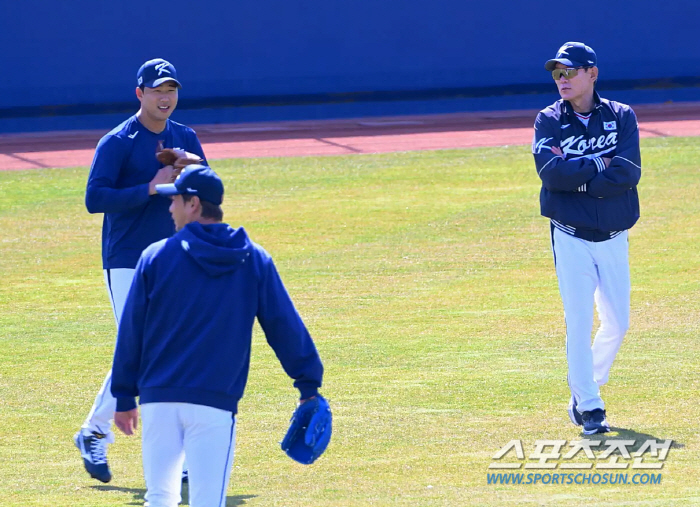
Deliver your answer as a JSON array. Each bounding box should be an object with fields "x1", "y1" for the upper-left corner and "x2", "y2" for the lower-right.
[
  {"x1": 139, "y1": 387, "x2": 239, "y2": 414},
  {"x1": 551, "y1": 220, "x2": 624, "y2": 242}
]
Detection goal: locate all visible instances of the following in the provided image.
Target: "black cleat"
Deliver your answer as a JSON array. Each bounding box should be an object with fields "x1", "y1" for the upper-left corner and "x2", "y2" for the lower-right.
[
  {"x1": 74, "y1": 431, "x2": 112, "y2": 483},
  {"x1": 582, "y1": 409, "x2": 610, "y2": 435}
]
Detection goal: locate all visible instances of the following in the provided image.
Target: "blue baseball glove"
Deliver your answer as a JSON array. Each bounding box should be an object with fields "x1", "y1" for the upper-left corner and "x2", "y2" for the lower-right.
[{"x1": 281, "y1": 395, "x2": 332, "y2": 465}]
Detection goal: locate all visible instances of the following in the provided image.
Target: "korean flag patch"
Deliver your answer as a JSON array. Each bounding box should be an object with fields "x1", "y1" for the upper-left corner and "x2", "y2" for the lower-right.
[{"x1": 604, "y1": 121, "x2": 617, "y2": 131}]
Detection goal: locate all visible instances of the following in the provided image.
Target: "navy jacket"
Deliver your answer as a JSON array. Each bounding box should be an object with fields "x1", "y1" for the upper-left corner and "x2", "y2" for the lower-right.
[
  {"x1": 532, "y1": 92, "x2": 641, "y2": 233},
  {"x1": 110, "y1": 222, "x2": 324, "y2": 413},
  {"x1": 85, "y1": 115, "x2": 206, "y2": 269}
]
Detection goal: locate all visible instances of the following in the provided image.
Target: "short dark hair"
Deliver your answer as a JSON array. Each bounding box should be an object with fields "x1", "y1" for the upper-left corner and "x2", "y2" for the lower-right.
[{"x1": 183, "y1": 194, "x2": 224, "y2": 221}]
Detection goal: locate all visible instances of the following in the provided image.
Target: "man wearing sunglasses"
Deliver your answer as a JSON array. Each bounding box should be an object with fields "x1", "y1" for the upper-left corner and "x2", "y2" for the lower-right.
[{"x1": 532, "y1": 42, "x2": 642, "y2": 434}]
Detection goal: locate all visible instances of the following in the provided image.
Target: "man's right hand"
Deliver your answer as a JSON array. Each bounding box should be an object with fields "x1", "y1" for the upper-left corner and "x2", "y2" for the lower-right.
[
  {"x1": 114, "y1": 409, "x2": 139, "y2": 436},
  {"x1": 148, "y1": 165, "x2": 176, "y2": 195}
]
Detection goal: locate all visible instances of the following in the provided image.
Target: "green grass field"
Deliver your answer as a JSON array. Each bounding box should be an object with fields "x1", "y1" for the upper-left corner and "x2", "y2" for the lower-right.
[{"x1": 1, "y1": 137, "x2": 699, "y2": 506}]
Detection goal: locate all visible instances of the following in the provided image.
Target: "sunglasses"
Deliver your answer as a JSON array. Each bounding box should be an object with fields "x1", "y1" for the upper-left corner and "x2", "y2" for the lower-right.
[{"x1": 551, "y1": 67, "x2": 590, "y2": 80}]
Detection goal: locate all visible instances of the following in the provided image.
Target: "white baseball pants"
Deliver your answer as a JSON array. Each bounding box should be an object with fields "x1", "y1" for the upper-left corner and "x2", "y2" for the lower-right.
[
  {"x1": 81, "y1": 268, "x2": 135, "y2": 440},
  {"x1": 551, "y1": 228, "x2": 630, "y2": 413},
  {"x1": 141, "y1": 403, "x2": 236, "y2": 507}
]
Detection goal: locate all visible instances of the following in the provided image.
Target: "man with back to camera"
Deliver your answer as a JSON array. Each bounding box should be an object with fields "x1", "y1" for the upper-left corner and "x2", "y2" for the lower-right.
[
  {"x1": 75, "y1": 58, "x2": 206, "y2": 482},
  {"x1": 110, "y1": 165, "x2": 327, "y2": 507},
  {"x1": 532, "y1": 42, "x2": 641, "y2": 434}
]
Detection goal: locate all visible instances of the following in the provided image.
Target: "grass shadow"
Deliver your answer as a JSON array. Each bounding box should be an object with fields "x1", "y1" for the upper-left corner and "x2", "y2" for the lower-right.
[
  {"x1": 92, "y1": 485, "x2": 257, "y2": 506},
  {"x1": 580, "y1": 426, "x2": 683, "y2": 455},
  {"x1": 91, "y1": 485, "x2": 145, "y2": 505},
  {"x1": 182, "y1": 483, "x2": 257, "y2": 506}
]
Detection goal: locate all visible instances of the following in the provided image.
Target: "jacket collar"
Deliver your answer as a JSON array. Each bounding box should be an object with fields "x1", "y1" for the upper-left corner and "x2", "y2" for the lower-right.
[{"x1": 562, "y1": 91, "x2": 603, "y2": 116}]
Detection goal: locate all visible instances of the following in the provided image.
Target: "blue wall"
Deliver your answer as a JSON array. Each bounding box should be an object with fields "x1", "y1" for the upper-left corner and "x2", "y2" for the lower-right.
[{"x1": 1, "y1": 1, "x2": 698, "y2": 120}]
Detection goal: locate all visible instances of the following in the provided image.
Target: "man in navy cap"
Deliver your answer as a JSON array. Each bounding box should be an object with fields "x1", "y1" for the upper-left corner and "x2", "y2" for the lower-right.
[
  {"x1": 75, "y1": 59, "x2": 207, "y2": 483},
  {"x1": 532, "y1": 43, "x2": 641, "y2": 434},
  {"x1": 110, "y1": 165, "x2": 325, "y2": 507}
]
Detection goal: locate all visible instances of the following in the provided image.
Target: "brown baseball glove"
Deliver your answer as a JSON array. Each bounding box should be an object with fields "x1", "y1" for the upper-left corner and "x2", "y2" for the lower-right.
[{"x1": 156, "y1": 141, "x2": 203, "y2": 170}]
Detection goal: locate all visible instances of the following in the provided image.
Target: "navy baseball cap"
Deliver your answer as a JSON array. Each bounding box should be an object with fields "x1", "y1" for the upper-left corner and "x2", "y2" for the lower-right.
[
  {"x1": 137, "y1": 58, "x2": 182, "y2": 88},
  {"x1": 156, "y1": 165, "x2": 224, "y2": 205},
  {"x1": 545, "y1": 42, "x2": 597, "y2": 71}
]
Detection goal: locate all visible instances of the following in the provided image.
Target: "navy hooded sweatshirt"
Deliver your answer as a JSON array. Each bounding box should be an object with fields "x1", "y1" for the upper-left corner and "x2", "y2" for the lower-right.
[{"x1": 111, "y1": 222, "x2": 324, "y2": 413}]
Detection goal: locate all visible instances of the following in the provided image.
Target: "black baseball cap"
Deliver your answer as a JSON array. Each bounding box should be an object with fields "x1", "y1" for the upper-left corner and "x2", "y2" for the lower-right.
[
  {"x1": 156, "y1": 165, "x2": 224, "y2": 205},
  {"x1": 545, "y1": 42, "x2": 597, "y2": 71},
  {"x1": 137, "y1": 58, "x2": 182, "y2": 88}
]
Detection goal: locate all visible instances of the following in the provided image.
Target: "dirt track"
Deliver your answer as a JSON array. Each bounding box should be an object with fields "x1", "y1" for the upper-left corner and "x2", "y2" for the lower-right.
[{"x1": 1, "y1": 102, "x2": 699, "y2": 171}]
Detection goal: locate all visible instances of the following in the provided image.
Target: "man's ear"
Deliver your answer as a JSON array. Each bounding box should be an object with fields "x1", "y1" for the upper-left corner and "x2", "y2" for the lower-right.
[
  {"x1": 589, "y1": 66, "x2": 599, "y2": 84},
  {"x1": 136, "y1": 87, "x2": 143, "y2": 101},
  {"x1": 186, "y1": 195, "x2": 202, "y2": 214}
]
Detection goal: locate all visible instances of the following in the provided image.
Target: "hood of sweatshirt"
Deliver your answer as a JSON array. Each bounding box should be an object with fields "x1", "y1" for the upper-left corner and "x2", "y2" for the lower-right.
[{"x1": 176, "y1": 222, "x2": 252, "y2": 277}]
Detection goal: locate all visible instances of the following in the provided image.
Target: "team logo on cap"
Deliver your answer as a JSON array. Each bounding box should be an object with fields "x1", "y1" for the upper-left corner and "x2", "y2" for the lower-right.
[
  {"x1": 138, "y1": 76, "x2": 143, "y2": 85},
  {"x1": 557, "y1": 44, "x2": 575, "y2": 57},
  {"x1": 155, "y1": 62, "x2": 171, "y2": 76}
]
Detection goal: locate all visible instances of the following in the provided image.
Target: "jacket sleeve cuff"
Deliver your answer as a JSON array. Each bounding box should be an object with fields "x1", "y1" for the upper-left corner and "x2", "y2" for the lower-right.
[
  {"x1": 141, "y1": 182, "x2": 153, "y2": 199},
  {"x1": 116, "y1": 397, "x2": 137, "y2": 412},
  {"x1": 593, "y1": 157, "x2": 606, "y2": 173}
]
